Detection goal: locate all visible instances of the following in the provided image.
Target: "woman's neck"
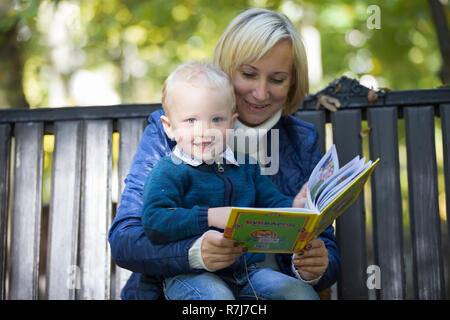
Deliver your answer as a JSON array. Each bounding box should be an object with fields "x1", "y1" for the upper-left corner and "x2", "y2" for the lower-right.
[
  {"x1": 234, "y1": 109, "x2": 282, "y2": 131},
  {"x1": 232, "y1": 109, "x2": 283, "y2": 157}
]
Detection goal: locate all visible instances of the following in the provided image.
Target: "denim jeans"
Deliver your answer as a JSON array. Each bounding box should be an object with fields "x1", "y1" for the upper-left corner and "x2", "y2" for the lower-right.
[{"x1": 163, "y1": 265, "x2": 319, "y2": 300}]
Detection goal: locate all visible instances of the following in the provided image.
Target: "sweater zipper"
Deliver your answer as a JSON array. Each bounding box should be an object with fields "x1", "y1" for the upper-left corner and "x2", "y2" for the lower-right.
[
  {"x1": 216, "y1": 162, "x2": 256, "y2": 287},
  {"x1": 215, "y1": 163, "x2": 232, "y2": 205}
]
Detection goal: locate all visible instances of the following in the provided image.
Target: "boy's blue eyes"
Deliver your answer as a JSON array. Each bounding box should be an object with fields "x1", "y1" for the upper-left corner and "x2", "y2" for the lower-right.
[{"x1": 186, "y1": 117, "x2": 223, "y2": 124}]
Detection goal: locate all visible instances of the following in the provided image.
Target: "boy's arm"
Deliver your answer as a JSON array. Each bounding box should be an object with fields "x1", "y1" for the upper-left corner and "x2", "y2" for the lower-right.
[{"x1": 141, "y1": 160, "x2": 209, "y2": 244}]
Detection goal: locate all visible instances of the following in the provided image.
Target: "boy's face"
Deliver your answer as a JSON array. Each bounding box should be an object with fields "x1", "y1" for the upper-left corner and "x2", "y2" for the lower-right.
[{"x1": 161, "y1": 84, "x2": 238, "y2": 162}]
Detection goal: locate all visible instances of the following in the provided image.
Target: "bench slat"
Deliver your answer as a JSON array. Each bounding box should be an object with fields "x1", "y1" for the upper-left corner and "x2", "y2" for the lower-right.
[
  {"x1": 404, "y1": 106, "x2": 445, "y2": 299},
  {"x1": 0, "y1": 124, "x2": 11, "y2": 300},
  {"x1": 9, "y1": 122, "x2": 44, "y2": 299},
  {"x1": 112, "y1": 118, "x2": 146, "y2": 300},
  {"x1": 295, "y1": 110, "x2": 326, "y2": 155},
  {"x1": 331, "y1": 110, "x2": 368, "y2": 299},
  {"x1": 367, "y1": 107, "x2": 406, "y2": 299},
  {"x1": 78, "y1": 120, "x2": 112, "y2": 300},
  {"x1": 46, "y1": 121, "x2": 83, "y2": 299},
  {"x1": 441, "y1": 104, "x2": 450, "y2": 258}
]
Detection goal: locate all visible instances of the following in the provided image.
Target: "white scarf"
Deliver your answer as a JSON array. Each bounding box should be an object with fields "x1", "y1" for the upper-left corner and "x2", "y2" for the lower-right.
[{"x1": 231, "y1": 109, "x2": 282, "y2": 164}]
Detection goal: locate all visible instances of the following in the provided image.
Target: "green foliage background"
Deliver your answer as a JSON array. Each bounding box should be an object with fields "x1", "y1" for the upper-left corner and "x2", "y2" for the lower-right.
[{"x1": 0, "y1": 0, "x2": 447, "y2": 109}]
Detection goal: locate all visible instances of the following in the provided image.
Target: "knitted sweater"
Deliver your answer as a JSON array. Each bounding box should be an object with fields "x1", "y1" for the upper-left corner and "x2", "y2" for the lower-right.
[{"x1": 141, "y1": 152, "x2": 293, "y2": 266}]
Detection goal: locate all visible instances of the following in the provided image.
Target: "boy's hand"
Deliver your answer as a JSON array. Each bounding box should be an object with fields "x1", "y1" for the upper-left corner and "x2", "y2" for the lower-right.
[
  {"x1": 293, "y1": 238, "x2": 328, "y2": 281},
  {"x1": 293, "y1": 182, "x2": 308, "y2": 208},
  {"x1": 208, "y1": 207, "x2": 232, "y2": 229}
]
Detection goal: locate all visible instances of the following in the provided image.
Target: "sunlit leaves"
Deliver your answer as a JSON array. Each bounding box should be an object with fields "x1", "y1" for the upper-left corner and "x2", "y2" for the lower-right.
[{"x1": 0, "y1": 0, "x2": 446, "y2": 109}]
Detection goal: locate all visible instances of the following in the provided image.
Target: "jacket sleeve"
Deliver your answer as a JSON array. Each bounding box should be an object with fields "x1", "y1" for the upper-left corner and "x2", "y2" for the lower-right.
[
  {"x1": 108, "y1": 113, "x2": 201, "y2": 277},
  {"x1": 141, "y1": 160, "x2": 209, "y2": 244}
]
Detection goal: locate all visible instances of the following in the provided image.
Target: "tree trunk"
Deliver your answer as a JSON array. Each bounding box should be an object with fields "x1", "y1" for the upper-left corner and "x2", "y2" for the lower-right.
[
  {"x1": 428, "y1": 0, "x2": 450, "y2": 85},
  {"x1": 0, "y1": 21, "x2": 30, "y2": 109}
]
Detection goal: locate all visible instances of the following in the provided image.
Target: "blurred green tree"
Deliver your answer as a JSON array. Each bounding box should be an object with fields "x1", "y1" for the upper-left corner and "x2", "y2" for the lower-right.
[{"x1": 0, "y1": 0, "x2": 448, "y2": 109}]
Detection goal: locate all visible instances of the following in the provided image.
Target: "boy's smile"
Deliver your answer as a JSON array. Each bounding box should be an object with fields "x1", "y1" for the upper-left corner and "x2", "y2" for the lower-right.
[{"x1": 194, "y1": 139, "x2": 214, "y2": 152}]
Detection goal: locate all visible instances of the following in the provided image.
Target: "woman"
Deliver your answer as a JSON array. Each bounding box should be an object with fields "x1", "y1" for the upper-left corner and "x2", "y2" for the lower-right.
[{"x1": 108, "y1": 8, "x2": 340, "y2": 300}]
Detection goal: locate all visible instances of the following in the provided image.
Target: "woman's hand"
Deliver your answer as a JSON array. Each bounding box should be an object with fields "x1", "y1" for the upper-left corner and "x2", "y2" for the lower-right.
[
  {"x1": 201, "y1": 230, "x2": 246, "y2": 271},
  {"x1": 293, "y1": 182, "x2": 308, "y2": 208},
  {"x1": 293, "y1": 238, "x2": 328, "y2": 281}
]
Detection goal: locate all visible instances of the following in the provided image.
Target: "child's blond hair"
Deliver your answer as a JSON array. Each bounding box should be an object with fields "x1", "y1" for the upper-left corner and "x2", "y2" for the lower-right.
[{"x1": 162, "y1": 61, "x2": 236, "y2": 116}]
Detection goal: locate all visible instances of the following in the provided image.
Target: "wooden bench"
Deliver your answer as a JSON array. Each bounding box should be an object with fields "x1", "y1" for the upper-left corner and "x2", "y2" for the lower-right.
[{"x1": 0, "y1": 77, "x2": 449, "y2": 300}]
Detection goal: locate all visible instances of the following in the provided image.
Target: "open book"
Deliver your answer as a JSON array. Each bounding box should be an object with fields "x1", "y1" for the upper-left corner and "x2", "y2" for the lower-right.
[{"x1": 223, "y1": 145, "x2": 379, "y2": 253}]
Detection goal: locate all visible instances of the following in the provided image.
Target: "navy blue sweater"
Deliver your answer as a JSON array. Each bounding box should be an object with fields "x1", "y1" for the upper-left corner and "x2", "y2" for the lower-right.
[{"x1": 142, "y1": 154, "x2": 293, "y2": 265}]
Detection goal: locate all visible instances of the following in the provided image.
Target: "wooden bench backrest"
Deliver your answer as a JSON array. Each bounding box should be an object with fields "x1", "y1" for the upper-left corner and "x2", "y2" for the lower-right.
[
  {"x1": 0, "y1": 78, "x2": 449, "y2": 300},
  {"x1": 296, "y1": 77, "x2": 450, "y2": 299},
  {"x1": 0, "y1": 105, "x2": 157, "y2": 300}
]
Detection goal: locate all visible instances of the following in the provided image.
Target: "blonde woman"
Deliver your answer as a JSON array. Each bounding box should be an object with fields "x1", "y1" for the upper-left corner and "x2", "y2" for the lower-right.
[{"x1": 109, "y1": 8, "x2": 340, "y2": 300}]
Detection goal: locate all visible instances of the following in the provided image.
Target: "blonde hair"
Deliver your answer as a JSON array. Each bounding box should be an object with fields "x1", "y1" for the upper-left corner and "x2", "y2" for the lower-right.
[
  {"x1": 214, "y1": 8, "x2": 309, "y2": 115},
  {"x1": 162, "y1": 61, "x2": 236, "y2": 116}
]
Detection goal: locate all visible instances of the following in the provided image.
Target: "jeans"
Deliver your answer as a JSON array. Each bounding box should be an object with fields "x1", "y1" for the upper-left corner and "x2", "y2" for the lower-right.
[{"x1": 163, "y1": 265, "x2": 319, "y2": 300}]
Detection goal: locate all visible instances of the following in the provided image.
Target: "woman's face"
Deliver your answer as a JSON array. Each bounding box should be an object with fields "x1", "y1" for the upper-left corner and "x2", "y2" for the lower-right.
[{"x1": 232, "y1": 39, "x2": 294, "y2": 127}]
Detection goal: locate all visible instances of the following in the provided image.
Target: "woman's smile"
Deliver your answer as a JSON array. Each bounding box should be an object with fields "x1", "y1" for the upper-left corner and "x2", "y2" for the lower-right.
[{"x1": 244, "y1": 99, "x2": 271, "y2": 111}]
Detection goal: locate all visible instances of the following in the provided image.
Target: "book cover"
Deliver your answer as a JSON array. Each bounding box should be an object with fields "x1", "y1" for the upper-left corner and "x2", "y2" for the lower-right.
[
  {"x1": 223, "y1": 145, "x2": 379, "y2": 253},
  {"x1": 224, "y1": 207, "x2": 319, "y2": 253}
]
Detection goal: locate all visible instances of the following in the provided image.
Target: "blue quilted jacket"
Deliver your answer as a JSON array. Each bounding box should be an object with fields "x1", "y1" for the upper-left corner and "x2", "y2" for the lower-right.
[{"x1": 108, "y1": 109, "x2": 341, "y2": 299}]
